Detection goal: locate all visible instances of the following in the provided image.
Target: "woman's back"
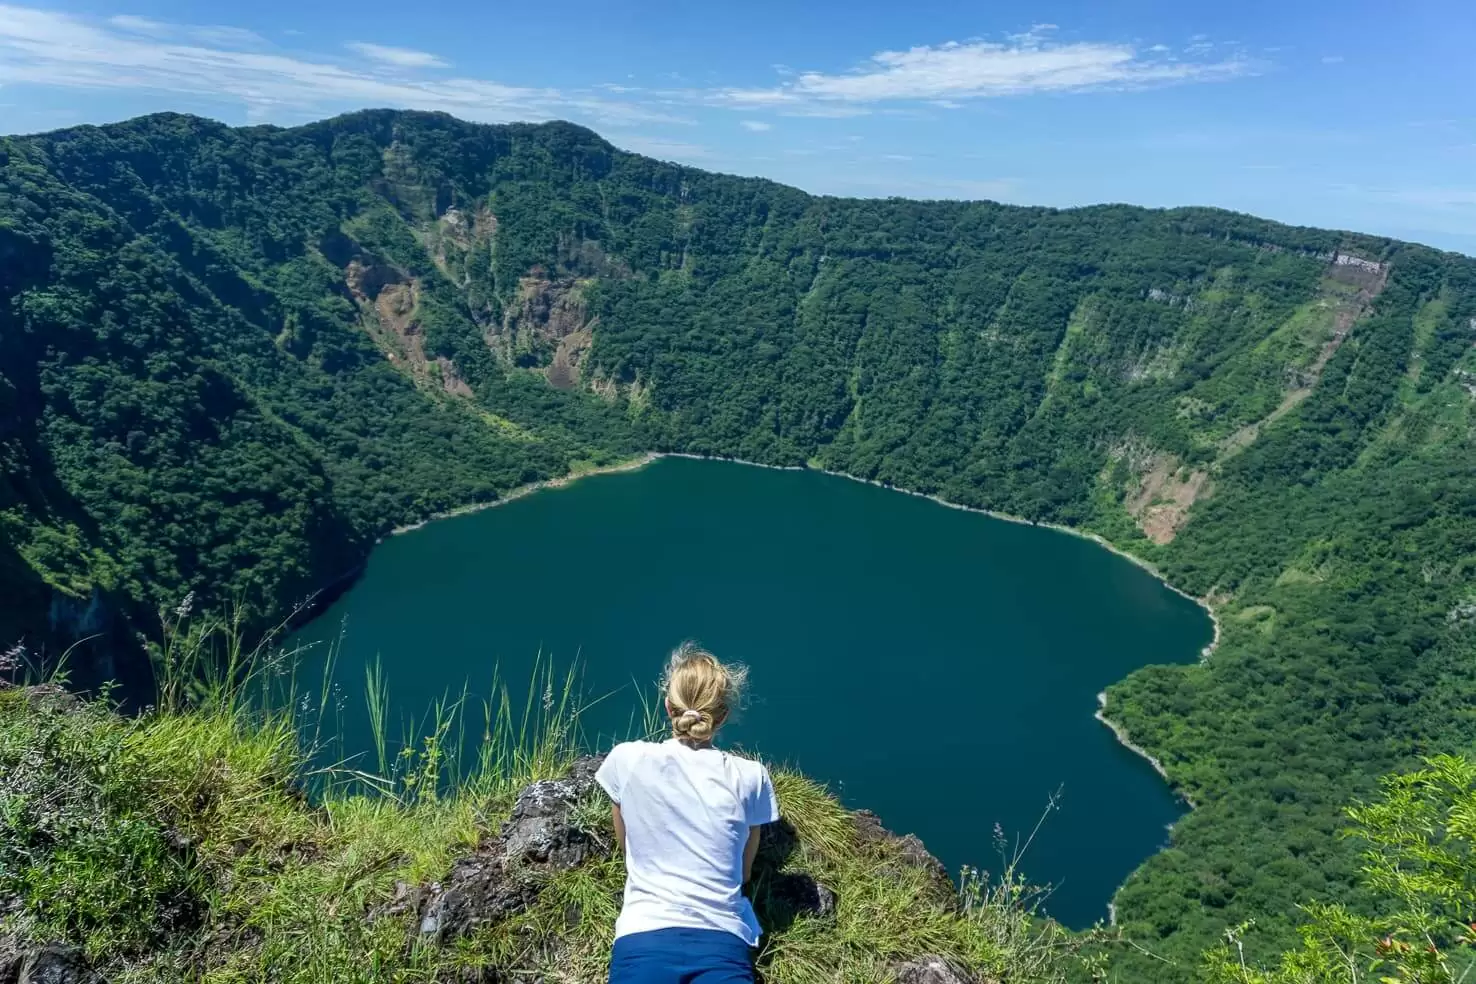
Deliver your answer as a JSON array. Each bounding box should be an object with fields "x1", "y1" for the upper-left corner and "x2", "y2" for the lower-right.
[
  {"x1": 599, "y1": 643, "x2": 779, "y2": 984},
  {"x1": 597, "y1": 738, "x2": 777, "y2": 945}
]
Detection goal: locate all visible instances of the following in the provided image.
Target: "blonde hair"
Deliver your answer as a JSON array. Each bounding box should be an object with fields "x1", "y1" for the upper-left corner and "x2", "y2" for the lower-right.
[{"x1": 664, "y1": 642, "x2": 747, "y2": 743}]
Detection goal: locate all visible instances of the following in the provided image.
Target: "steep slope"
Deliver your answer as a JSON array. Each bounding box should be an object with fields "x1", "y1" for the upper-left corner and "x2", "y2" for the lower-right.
[{"x1": 1, "y1": 110, "x2": 1473, "y2": 977}]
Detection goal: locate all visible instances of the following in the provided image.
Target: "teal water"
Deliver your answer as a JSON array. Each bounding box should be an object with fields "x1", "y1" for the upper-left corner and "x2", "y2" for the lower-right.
[{"x1": 290, "y1": 455, "x2": 1212, "y2": 927}]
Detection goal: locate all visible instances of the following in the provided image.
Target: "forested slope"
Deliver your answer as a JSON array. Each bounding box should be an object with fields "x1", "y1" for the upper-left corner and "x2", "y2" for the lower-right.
[{"x1": 2, "y1": 109, "x2": 1473, "y2": 977}]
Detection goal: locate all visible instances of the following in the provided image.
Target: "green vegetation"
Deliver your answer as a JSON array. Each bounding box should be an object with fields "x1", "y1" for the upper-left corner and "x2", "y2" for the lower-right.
[
  {"x1": 1204, "y1": 755, "x2": 1476, "y2": 984},
  {"x1": 2, "y1": 109, "x2": 1475, "y2": 978},
  {"x1": 0, "y1": 616, "x2": 1087, "y2": 983}
]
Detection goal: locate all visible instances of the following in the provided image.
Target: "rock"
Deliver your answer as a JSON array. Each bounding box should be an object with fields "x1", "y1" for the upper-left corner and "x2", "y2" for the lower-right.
[
  {"x1": 417, "y1": 755, "x2": 608, "y2": 941},
  {"x1": 890, "y1": 955, "x2": 979, "y2": 984},
  {"x1": 369, "y1": 879, "x2": 426, "y2": 924},
  {"x1": 851, "y1": 810, "x2": 954, "y2": 903},
  {"x1": 419, "y1": 858, "x2": 540, "y2": 940},
  {"x1": 765, "y1": 871, "x2": 836, "y2": 919},
  {"x1": 0, "y1": 939, "x2": 96, "y2": 984},
  {"x1": 502, "y1": 765, "x2": 602, "y2": 868},
  {"x1": 18, "y1": 685, "x2": 79, "y2": 713},
  {"x1": 15, "y1": 946, "x2": 92, "y2": 984},
  {"x1": 431, "y1": 963, "x2": 510, "y2": 984}
]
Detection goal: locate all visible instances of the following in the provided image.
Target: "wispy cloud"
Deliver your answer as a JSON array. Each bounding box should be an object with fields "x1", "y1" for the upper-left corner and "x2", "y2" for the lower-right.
[
  {"x1": 0, "y1": 5, "x2": 685, "y2": 127},
  {"x1": 0, "y1": 8, "x2": 1262, "y2": 140},
  {"x1": 739, "y1": 119, "x2": 772, "y2": 132},
  {"x1": 1321, "y1": 54, "x2": 1345, "y2": 65},
  {"x1": 715, "y1": 26, "x2": 1253, "y2": 110},
  {"x1": 109, "y1": 13, "x2": 265, "y2": 48},
  {"x1": 344, "y1": 41, "x2": 447, "y2": 69}
]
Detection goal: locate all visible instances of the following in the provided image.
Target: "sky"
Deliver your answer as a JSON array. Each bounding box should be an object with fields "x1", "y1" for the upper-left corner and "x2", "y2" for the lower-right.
[{"x1": 2, "y1": 1, "x2": 1474, "y2": 254}]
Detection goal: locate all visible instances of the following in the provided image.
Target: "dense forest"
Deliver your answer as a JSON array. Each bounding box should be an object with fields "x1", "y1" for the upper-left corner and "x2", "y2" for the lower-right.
[{"x1": 1, "y1": 109, "x2": 1473, "y2": 979}]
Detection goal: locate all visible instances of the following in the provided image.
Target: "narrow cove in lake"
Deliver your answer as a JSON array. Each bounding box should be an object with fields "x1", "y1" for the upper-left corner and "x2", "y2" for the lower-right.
[{"x1": 290, "y1": 455, "x2": 1213, "y2": 928}]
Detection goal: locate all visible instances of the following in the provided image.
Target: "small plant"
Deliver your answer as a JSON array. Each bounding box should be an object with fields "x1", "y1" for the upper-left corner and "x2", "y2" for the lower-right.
[{"x1": 0, "y1": 690, "x2": 203, "y2": 960}]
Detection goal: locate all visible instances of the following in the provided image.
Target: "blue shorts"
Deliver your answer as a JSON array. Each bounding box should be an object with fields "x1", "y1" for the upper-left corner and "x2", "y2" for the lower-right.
[{"x1": 608, "y1": 927, "x2": 755, "y2": 984}]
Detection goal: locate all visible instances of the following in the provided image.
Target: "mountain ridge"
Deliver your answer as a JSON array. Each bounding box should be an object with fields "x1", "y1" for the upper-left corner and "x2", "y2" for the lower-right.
[{"x1": 2, "y1": 108, "x2": 1473, "y2": 979}]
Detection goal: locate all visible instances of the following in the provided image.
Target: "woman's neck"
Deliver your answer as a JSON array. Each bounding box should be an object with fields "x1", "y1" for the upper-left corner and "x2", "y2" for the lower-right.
[{"x1": 674, "y1": 735, "x2": 714, "y2": 750}]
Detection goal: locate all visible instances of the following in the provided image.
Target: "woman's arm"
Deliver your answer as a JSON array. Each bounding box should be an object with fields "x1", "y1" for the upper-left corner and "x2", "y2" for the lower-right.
[
  {"x1": 611, "y1": 803, "x2": 626, "y2": 855},
  {"x1": 743, "y1": 825, "x2": 762, "y2": 883}
]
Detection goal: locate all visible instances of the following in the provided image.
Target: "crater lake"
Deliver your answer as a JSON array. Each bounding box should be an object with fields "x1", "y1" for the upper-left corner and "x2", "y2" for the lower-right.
[{"x1": 289, "y1": 454, "x2": 1214, "y2": 927}]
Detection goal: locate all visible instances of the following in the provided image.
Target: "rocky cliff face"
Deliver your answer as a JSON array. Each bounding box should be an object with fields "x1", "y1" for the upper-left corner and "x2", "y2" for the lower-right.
[{"x1": 488, "y1": 273, "x2": 597, "y2": 390}]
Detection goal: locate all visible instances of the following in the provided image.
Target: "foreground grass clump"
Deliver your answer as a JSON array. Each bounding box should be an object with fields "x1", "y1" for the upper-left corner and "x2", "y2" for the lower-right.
[{"x1": 1, "y1": 616, "x2": 1094, "y2": 982}]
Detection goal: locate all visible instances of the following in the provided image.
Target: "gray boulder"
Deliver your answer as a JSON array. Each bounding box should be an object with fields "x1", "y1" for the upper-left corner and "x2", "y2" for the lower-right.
[
  {"x1": 418, "y1": 754, "x2": 609, "y2": 941},
  {"x1": 890, "y1": 955, "x2": 981, "y2": 984},
  {"x1": 7, "y1": 945, "x2": 93, "y2": 984}
]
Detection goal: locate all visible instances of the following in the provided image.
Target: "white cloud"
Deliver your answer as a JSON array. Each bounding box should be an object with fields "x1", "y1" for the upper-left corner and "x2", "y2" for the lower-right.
[
  {"x1": 0, "y1": 5, "x2": 685, "y2": 127},
  {"x1": 0, "y1": 8, "x2": 1260, "y2": 142},
  {"x1": 716, "y1": 32, "x2": 1252, "y2": 109},
  {"x1": 1321, "y1": 55, "x2": 1345, "y2": 64},
  {"x1": 109, "y1": 13, "x2": 264, "y2": 47},
  {"x1": 345, "y1": 41, "x2": 446, "y2": 69},
  {"x1": 108, "y1": 14, "x2": 165, "y2": 32},
  {"x1": 739, "y1": 119, "x2": 772, "y2": 131}
]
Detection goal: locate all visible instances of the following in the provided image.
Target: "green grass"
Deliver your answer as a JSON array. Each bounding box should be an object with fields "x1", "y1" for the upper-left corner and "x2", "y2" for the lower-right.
[{"x1": 1, "y1": 612, "x2": 1100, "y2": 983}]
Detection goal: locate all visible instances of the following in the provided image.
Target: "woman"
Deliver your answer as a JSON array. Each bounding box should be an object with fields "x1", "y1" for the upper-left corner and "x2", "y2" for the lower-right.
[{"x1": 595, "y1": 643, "x2": 779, "y2": 984}]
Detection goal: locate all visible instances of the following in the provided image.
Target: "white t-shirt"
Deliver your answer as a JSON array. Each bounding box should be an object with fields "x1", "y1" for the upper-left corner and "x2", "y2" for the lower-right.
[{"x1": 595, "y1": 739, "x2": 780, "y2": 946}]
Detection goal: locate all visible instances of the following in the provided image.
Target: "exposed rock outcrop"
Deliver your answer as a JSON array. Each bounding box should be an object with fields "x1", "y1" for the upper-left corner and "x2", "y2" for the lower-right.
[
  {"x1": 891, "y1": 955, "x2": 986, "y2": 984},
  {"x1": 0, "y1": 942, "x2": 96, "y2": 984},
  {"x1": 344, "y1": 259, "x2": 474, "y2": 397},
  {"x1": 851, "y1": 809, "x2": 955, "y2": 906},
  {"x1": 417, "y1": 755, "x2": 610, "y2": 942},
  {"x1": 488, "y1": 274, "x2": 597, "y2": 389}
]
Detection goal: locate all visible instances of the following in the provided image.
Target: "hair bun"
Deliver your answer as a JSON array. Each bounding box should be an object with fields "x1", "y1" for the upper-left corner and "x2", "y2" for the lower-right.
[
  {"x1": 672, "y1": 706, "x2": 713, "y2": 740},
  {"x1": 664, "y1": 642, "x2": 746, "y2": 742}
]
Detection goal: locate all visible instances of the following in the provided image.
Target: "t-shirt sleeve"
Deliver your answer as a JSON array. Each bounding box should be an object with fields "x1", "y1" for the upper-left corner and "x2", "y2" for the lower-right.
[
  {"x1": 745, "y1": 763, "x2": 781, "y2": 826},
  {"x1": 595, "y1": 743, "x2": 632, "y2": 804}
]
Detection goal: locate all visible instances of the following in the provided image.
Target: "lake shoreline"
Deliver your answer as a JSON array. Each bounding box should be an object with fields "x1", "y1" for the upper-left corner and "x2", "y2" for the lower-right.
[
  {"x1": 650, "y1": 452, "x2": 1221, "y2": 840},
  {"x1": 656, "y1": 452, "x2": 1222, "y2": 662},
  {"x1": 1094, "y1": 691, "x2": 1195, "y2": 810},
  {"x1": 384, "y1": 448, "x2": 1220, "y2": 824},
  {"x1": 388, "y1": 447, "x2": 1222, "y2": 659},
  {"x1": 385, "y1": 453, "x2": 661, "y2": 537}
]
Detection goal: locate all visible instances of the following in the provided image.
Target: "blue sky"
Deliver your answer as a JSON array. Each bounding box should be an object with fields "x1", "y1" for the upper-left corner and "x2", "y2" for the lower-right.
[{"x1": 2, "y1": 0, "x2": 1473, "y2": 253}]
